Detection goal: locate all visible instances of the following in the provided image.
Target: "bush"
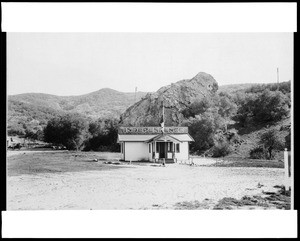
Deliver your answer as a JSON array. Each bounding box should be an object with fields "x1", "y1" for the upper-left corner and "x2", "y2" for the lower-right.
[
  {"x1": 249, "y1": 146, "x2": 267, "y2": 159},
  {"x1": 43, "y1": 114, "x2": 89, "y2": 150},
  {"x1": 234, "y1": 90, "x2": 290, "y2": 127},
  {"x1": 259, "y1": 128, "x2": 284, "y2": 159},
  {"x1": 212, "y1": 141, "x2": 231, "y2": 157}
]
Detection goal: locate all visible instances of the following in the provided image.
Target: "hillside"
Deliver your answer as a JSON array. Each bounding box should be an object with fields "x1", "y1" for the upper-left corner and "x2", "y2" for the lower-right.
[
  {"x1": 8, "y1": 88, "x2": 148, "y2": 135},
  {"x1": 7, "y1": 74, "x2": 291, "y2": 159},
  {"x1": 120, "y1": 72, "x2": 218, "y2": 126},
  {"x1": 218, "y1": 83, "x2": 257, "y2": 94},
  {"x1": 226, "y1": 117, "x2": 291, "y2": 160},
  {"x1": 9, "y1": 88, "x2": 148, "y2": 118}
]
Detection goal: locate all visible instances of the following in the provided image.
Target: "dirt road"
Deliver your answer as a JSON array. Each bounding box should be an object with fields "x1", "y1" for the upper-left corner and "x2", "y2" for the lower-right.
[{"x1": 7, "y1": 163, "x2": 285, "y2": 210}]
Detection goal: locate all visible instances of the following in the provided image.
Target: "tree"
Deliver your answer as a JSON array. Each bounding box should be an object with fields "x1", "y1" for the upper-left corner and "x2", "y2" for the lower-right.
[
  {"x1": 258, "y1": 129, "x2": 284, "y2": 160},
  {"x1": 234, "y1": 90, "x2": 290, "y2": 127},
  {"x1": 249, "y1": 146, "x2": 267, "y2": 159},
  {"x1": 24, "y1": 129, "x2": 37, "y2": 142},
  {"x1": 211, "y1": 140, "x2": 231, "y2": 157},
  {"x1": 44, "y1": 114, "x2": 89, "y2": 150},
  {"x1": 253, "y1": 90, "x2": 289, "y2": 123},
  {"x1": 217, "y1": 95, "x2": 237, "y2": 131},
  {"x1": 84, "y1": 118, "x2": 120, "y2": 152},
  {"x1": 183, "y1": 108, "x2": 223, "y2": 154},
  {"x1": 185, "y1": 117, "x2": 215, "y2": 153}
]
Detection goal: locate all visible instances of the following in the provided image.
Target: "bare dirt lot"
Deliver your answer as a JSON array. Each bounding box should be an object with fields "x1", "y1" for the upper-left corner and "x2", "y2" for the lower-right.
[{"x1": 7, "y1": 151, "x2": 288, "y2": 210}]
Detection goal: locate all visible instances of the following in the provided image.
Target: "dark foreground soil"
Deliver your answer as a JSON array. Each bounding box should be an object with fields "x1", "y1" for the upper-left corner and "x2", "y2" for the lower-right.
[{"x1": 173, "y1": 185, "x2": 290, "y2": 210}]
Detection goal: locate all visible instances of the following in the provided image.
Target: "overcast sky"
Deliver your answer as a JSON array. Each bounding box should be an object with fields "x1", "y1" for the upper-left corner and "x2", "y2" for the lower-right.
[{"x1": 7, "y1": 33, "x2": 293, "y2": 96}]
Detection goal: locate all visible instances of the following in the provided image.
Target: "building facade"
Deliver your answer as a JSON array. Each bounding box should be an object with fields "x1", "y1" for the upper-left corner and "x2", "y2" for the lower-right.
[{"x1": 117, "y1": 126, "x2": 194, "y2": 163}]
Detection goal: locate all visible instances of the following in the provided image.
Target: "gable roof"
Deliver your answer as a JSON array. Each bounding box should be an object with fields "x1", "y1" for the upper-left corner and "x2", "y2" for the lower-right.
[
  {"x1": 117, "y1": 135, "x2": 157, "y2": 142},
  {"x1": 117, "y1": 133, "x2": 194, "y2": 143},
  {"x1": 146, "y1": 133, "x2": 182, "y2": 143}
]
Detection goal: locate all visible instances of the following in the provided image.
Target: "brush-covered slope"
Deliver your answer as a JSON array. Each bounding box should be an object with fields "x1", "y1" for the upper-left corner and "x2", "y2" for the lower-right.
[{"x1": 8, "y1": 88, "x2": 148, "y2": 120}]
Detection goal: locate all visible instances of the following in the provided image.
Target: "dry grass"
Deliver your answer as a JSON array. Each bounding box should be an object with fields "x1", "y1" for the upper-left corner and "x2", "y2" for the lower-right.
[
  {"x1": 210, "y1": 157, "x2": 284, "y2": 168},
  {"x1": 7, "y1": 151, "x2": 124, "y2": 176}
]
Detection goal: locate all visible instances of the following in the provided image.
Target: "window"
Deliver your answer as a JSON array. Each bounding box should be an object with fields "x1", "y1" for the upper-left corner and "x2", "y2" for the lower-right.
[
  {"x1": 121, "y1": 143, "x2": 123, "y2": 153},
  {"x1": 156, "y1": 142, "x2": 159, "y2": 152},
  {"x1": 149, "y1": 144, "x2": 151, "y2": 153},
  {"x1": 176, "y1": 143, "x2": 180, "y2": 153},
  {"x1": 167, "y1": 142, "x2": 172, "y2": 152}
]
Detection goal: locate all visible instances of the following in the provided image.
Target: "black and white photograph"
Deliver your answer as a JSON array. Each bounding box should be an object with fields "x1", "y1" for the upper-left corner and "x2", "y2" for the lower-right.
[
  {"x1": 2, "y1": 2, "x2": 297, "y2": 239},
  {"x1": 6, "y1": 31, "x2": 294, "y2": 210}
]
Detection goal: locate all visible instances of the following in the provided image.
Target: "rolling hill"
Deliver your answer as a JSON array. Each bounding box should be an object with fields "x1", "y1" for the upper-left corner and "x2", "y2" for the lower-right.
[
  {"x1": 9, "y1": 88, "x2": 148, "y2": 118},
  {"x1": 7, "y1": 88, "x2": 148, "y2": 135}
]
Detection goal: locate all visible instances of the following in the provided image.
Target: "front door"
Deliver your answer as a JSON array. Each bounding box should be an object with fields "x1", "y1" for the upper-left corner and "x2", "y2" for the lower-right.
[{"x1": 158, "y1": 142, "x2": 166, "y2": 159}]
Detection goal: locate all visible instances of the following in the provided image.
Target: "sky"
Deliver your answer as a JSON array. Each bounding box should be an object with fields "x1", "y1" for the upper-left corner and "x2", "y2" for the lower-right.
[{"x1": 7, "y1": 33, "x2": 293, "y2": 96}]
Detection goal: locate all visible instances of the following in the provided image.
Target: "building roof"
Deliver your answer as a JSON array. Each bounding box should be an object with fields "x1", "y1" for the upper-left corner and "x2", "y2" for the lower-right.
[
  {"x1": 118, "y1": 133, "x2": 194, "y2": 142},
  {"x1": 118, "y1": 135, "x2": 157, "y2": 142},
  {"x1": 118, "y1": 126, "x2": 189, "y2": 134},
  {"x1": 146, "y1": 133, "x2": 182, "y2": 143}
]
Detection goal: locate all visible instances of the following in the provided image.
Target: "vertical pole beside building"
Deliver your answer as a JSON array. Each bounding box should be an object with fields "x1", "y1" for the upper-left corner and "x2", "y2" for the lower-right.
[
  {"x1": 284, "y1": 148, "x2": 289, "y2": 192},
  {"x1": 291, "y1": 150, "x2": 294, "y2": 210}
]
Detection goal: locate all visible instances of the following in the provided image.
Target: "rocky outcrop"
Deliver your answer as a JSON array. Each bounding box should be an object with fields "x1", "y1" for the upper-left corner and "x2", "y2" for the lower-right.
[{"x1": 120, "y1": 72, "x2": 219, "y2": 126}]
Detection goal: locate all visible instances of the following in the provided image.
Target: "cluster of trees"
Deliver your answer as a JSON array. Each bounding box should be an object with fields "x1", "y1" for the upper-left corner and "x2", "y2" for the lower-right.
[
  {"x1": 233, "y1": 90, "x2": 290, "y2": 127},
  {"x1": 8, "y1": 81, "x2": 291, "y2": 159},
  {"x1": 83, "y1": 118, "x2": 119, "y2": 152},
  {"x1": 180, "y1": 81, "x2": 291, "y2": 157},
  {"x1": 7, "y1": 100, "x2": 64, "y2": 137},
  {"x1": 43, "y1": 113, "x2": 120, "y2": 151},
  {"x1": 181, "y1": 94, "x2": 238, "y2": 156}
]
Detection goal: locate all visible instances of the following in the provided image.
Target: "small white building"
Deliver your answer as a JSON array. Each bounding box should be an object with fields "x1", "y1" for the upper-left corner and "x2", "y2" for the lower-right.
[{"x1": 117, "y1": 126, "x2": 194, "y2": 163}]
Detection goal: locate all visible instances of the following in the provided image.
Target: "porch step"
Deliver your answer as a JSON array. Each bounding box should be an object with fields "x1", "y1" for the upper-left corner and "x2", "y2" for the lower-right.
[
  {"x1": 165, "y1": 159, "x2": 175, "y2": 164},
  {"x1": 154, "y1": 159, "x2": 175, "y2": 164}
]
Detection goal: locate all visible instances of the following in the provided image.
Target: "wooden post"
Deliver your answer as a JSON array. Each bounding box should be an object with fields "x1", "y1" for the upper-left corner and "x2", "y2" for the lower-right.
[
  {"x1": 291, "y1": 149, "x2": 294, "y2": 210},
  {"x1": 284, "y1": 148, "x2": 289, "y2": 192}
]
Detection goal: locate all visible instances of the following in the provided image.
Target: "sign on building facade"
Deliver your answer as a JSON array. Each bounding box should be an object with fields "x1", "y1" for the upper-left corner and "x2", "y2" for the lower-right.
[{"x1": 118, "y1": 126, "x2": 189, "y2": 134}]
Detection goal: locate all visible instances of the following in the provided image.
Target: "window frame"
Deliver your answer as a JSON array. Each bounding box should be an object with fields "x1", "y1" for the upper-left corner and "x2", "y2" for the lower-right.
[{"x1": 176, "y1": 143, "x2": 180, "y2": 153}]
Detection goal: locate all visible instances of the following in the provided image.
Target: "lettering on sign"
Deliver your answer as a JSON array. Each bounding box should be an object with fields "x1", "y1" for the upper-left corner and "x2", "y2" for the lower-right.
[{"x1": 118, "y1": 127, "x2": 188, "y2": 134}]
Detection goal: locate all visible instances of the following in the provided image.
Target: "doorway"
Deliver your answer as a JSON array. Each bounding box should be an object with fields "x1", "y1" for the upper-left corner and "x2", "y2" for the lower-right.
[{"x1": 157, "y1": 142, "x2": 166, "y2": 159}]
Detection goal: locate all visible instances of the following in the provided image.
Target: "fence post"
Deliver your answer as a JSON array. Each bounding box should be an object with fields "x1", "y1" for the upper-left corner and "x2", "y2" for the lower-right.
[{"x1": 284, "y1": 148, "x2": 289, "y2": 192}]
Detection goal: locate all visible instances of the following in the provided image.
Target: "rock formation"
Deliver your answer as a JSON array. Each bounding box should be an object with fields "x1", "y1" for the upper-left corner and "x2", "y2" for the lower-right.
[{"x1": 120, "y1": 72, "x2": 219, "y2": 126}]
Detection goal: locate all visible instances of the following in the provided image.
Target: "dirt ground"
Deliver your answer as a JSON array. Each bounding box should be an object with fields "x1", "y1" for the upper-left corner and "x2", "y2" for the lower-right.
[{"x1": 7, "y1": 151, "x2": 287, "y2": 210}]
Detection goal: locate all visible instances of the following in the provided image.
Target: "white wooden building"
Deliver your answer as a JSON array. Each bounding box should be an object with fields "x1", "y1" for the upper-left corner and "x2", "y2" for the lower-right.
[{"x1": 117, "y1": 126, "x2": 194, "y2": 163}]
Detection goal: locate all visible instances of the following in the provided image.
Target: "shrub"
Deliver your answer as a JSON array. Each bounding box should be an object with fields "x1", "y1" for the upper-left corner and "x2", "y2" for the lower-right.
[
  {"x1": 234, "y1": 90, "x2": 290, "y2": 127},
  {"x1": 212, "y1": 141, "x2": 231, "y2": 157},
  {"x1": 249, "y1": 146, "x2": 267, "y2": 159},
  {"x1": 259, "y1": 128, "x2": 285, "y2": 159}
]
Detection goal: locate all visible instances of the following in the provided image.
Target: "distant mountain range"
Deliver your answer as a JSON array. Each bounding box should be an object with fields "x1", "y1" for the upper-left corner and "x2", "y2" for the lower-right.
[
  {"x1": 7, "y1": 88, "x2": 149, "y2": 135},
  {"x1": 8, "y1": 88, "x2": 148, "y2": 120},
  {"x1": 9, "y1": 79, "x2": 280, "y2": 135},
  {"x1": 7, "y1": 81, "x2": 278, "y2": 125}
]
